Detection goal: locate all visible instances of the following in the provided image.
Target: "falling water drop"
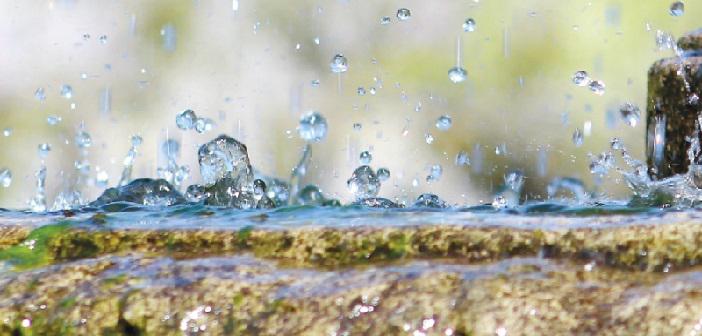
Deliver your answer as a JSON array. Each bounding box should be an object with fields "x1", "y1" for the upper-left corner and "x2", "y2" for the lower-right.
[
  {"x1": 98, "y1": 35, "x2": 108, "y2": 44},
  {"x1": 571, "y1": 71, "x2": 590, "y2": 86},
  {"x1": 435, "y1": 115, "x2": 452, "y2": 131},
  {"x1": 588, "y1": 80, "x2": 606, "y2": 95},
  {"x1": 298, "y1": 111, "x2": 328, "y2": 142},
  {"x1": 60, "y1": 85, "x2": 73, "y2": 99},
  {"x1": 572, "y1": 128, "x2": 584, "y2": 147},
  {"x1": 448, "y1": 36, "x2": 468, "y2": 83},
  {"x1": 34, "y1": 88, "x2": 46, "y2": 101},
  {"x1": 359, "y1": 151, "x2": 372, "y2": 164},
  {"x1": 357, "y1": 87, "x2": 366, "y2": 96},
  {"x1": 380, "y1": 16, "x2": 391, "y2": 25},
  {"x1": 462, "y1": 18, "x2": 476, "y2": 32},
  {"x1": 425, "y1": 132, "x2": 435, "y2": 144},
  {"x1": 3, "y1": 128, "x2": 11, "y2": 137},
  {"x1": 455, "y1": 150, "x2": 470, "y2": 166},
  {"x1": 330, "y1": 54, "x2": 349, "y2": 73},
  {"x1": 396, "y1": 8, "x2": 411, "y2": 21},
  {"x1": 38, "y1": 143, "x2": 51, "y2": 159},
  {"x1": 176, "y1": 109, "x2": 197, "y2": 130},
  {"x1": 75, "y1": 131, "x2": 92, "y2": 148},
  {"x1": 0, "y1": 168, "x2": 11, "y2": 188},
  {"x1": 47, "y1": 115, "x2": 62, "y2": 126},
  {"x1": 426, "y1": 164, "x2": 443, "y2": 182},
  {"x1": 448, "y1": 67, "x2": 468, "y2": 83},
  {"x1": 619, "y1": 102, "x2": 641, "y2": 127},
  {"x1": 670, "y1": 1, "x2": 684, "y2": 16},
  {"x1": 377, "y1": 167, "x2": 390, "y2": 182},
  {"x1": 194, "y1": 118, "x2": 214, "y2": 134}
]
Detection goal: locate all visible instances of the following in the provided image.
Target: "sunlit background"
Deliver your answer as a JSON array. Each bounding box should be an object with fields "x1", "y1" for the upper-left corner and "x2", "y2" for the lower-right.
[{"x1": 0, "y1": 0, "x2": 699, "y2": 209}]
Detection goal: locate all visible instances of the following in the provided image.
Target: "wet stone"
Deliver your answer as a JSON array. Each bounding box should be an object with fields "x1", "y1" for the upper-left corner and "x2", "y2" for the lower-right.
[
  {"x1": 9, "y1": 212, "x2": 702, "y2": 334},
  {"x1": 646, "y1": 29, "x2": 702, "y2": 178}
]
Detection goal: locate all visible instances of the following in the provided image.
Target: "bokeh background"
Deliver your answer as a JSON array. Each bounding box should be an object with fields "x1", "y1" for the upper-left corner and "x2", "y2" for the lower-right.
[{"x1": 0, "y1": 0, "x2": 699, "y2": 208}]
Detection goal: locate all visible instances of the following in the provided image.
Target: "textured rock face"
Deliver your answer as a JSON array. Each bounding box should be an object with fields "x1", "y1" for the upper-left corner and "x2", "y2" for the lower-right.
[
  {"x1": 5, "y1": 212, "x2": 702, "y2": 334},
  {"x1": 646, "y1": 30, "x2": 702, "y2": 179}
]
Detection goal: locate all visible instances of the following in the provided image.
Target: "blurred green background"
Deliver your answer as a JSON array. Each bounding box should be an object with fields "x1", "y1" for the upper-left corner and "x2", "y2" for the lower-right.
[{"x1": 0, "y1": 0, "x2": 698, "y2": 208}]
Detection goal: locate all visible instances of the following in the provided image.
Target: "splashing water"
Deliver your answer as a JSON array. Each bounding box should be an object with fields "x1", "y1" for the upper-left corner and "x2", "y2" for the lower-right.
[
  {"x1": 396, "y1": 8, "x2": 411, "y2": 21},
  {"x1": 347, "y1": 165, "x2": 381, "y2": 200},
  {"x1": 118, "y1": 135, "x2": 143, "y2": 187},
  {"x1": 462, "y1": 18, "x2": 476, "y2": 32}
]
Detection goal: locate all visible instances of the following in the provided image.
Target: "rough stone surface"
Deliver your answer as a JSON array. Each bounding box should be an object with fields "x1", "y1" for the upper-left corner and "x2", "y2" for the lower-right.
[{"x1": 4, "y1": 213, "x2": 702, "y2": 334}]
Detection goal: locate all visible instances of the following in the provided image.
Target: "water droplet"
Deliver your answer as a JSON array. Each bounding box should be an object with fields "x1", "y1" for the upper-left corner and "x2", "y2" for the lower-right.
[
  {"x1": 396, "y1": 8, "x2": 411, "y2": 21},
  {"x1": 47, "y1": 115, "x2": 62, "y2": 126},
  {"x1": 689, "y1": 93, "x2": 700, "y2": 105},
  {"x1": 619, "y1": 102, "x2": 640, "y2": 127},
  {"x1": 3, "y1": 128, "x2": 12, "y2": 137},
  {"x1": 353, "y1": 123, "x2": 362, "y2": 131},
  {"x1": 0, "y1": 168, "x2": 11, "y2": 188},
  {"x1": 377, "y1": 167, "x2": 390, "y2": 182},
  {"x1": 492, "y1": 195, "x2": 508, "y2": 209},
  {"x1": 194, "y1": 118, "x2": 214, "y2": 134},
  {"x1": 313, "y1": 37, "x2": 320, "y2": 45},
  {"x1": 347, "y1": 165, "x2": 381, "y2": 199},
  {"x1": 75, "y1": 131, "x2": 92, "y2": 148},
  {"x1": 414, "y1": 193, "x2": 448, "y2": 208},
  {"x1": 455, "y1": 150, "x2": 470, "y2": 166},
  {"x1": 98, "y1": 35, "x2": 108, "y2": 44},
  {"x1": 34, "y1": 88, "x2": 46, "y2": 101},
  {"x1": 298, "y1": 111, "x2": 328, "y2": 142},
  {"x1": 448, "y1": 66, "x2": 468, "y2": 83},
  {"x1": 462, "y1": 18, "x2": 476, "y2": 32},
  {"x1": 610, "y1": 137, "x2": 624, "y2": 150},
  {"x1": 571, "y1": 71, "x2": 590, "y2": 86},
  {"x1": 426, "y1": 164, "x2": 442, "y2": 182},
  {"x1": 311, "y1": 79, "x2": 320, "y2": 87},
  {"x1": 176, "y1": 109, "x2": 197, "y2": 130},
  {"x1": 253, "y1": 179, "x2": 266, "y2": 200},
  {"x1": 589, "y1": 152, "x2": 614, "y2": 176},
  {"x1": 359, "y1": 151, "x2": 372, "y2": 164},
  {"x1": 656, "y1": 30, "x2": 675, "y2": 50},
  {"x1": 330, "y1": 54, "x2": 349, "y2": 73},
  {"x1": 588, "y1": 80, "x2": 606, "y2": 95},
  {"x1": 131, "y1": 135, "x2": 143, "y2": 147},
  {"x1": 60, "y1": 84, "x2": 73, "y2": 99},
  {"x1": 357, "y1": 87, "x2": 366, "y2": 96},
  {"x1": 435, "y1": 115, "x2": 452, "y2": 131},
  {"x1": 82, "y1": 33, "x2": 91, "y2": 40},
  {"x1": 572, "y1": 128, "x2": 584, "y2": 147},
  {"x1": 425, "y1": 132, "x2": 435, "y2": 144},
  {"x1": 185, "y1": 184, "x2": 207, "y2": 202},
  {"x1": 96, "y1": 169, "x2": 109, "y2": 187},
  {"x1": 369, "y1": 87, "x2": 377, "y2": 95},
  {"x1": 670, "y1": 1, "x2": 684, "y2": 16},
  {"x1": 505, "y1": 170, "x2": 524, "y2": 193},
  {"x1": 38, "y1": 143, "x2": 51, "y2": 158},
  {"x1": 380, "y1": 16, "x2": 391, "y2": 25}
]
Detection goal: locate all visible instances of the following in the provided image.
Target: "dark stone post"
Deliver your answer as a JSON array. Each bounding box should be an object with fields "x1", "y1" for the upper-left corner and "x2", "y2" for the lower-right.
[{"x1": 646, "y1": 29, "x2": 702, "y2": 179}]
